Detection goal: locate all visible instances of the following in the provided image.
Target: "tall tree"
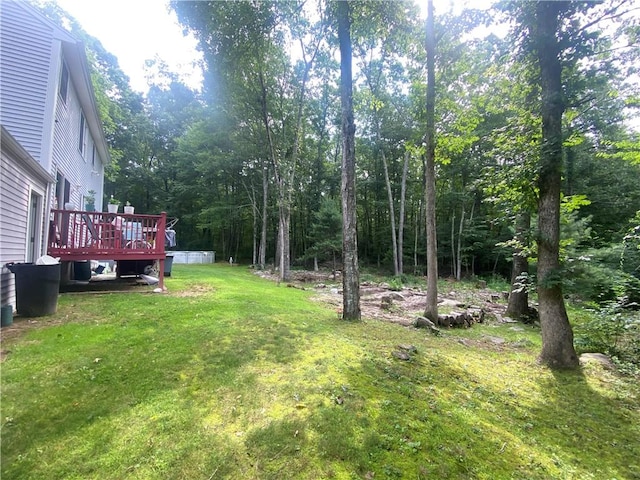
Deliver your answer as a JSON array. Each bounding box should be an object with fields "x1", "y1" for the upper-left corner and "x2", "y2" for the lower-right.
[
  {"x1": 337, "y1": 0, "x2": 360, "y2": 321},
  {"x1": 423, "y1": 0, "x2": 438, "y2": 322},
  {"x1": 531, "y1": 1, "x2": 579, "y2": 368}
]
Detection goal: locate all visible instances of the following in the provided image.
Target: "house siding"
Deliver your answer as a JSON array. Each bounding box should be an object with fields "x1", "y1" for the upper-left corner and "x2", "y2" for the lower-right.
[
  {"x1": 1, "y1": 1, "x2": 111, "y2": 310},
  {"x1": 52, "y1": 73, "x2": 103, "y2": 209},
  {"x1": 0, "y1": 129, "x2": 53, "y2": 311},
  {"x1": 0, "y1": 0, "x2": 55, "y2": 163}
]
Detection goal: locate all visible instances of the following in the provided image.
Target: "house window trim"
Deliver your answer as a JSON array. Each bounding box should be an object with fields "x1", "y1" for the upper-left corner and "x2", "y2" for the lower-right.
[
  {"x1": 79, "y1": 112, "x2": 87, "y2": 159},
  {"x1": 58, "y1": 61, "x2": 69, "y2": 105},
  {"x1": 26, "y1": 186, "x2": 45, "y2": 263}
]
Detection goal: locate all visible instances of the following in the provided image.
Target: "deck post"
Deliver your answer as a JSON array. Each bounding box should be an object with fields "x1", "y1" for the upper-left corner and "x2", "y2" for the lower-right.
[{"x1": 158, "y1": 212, "x2": 167, "y2": 291}]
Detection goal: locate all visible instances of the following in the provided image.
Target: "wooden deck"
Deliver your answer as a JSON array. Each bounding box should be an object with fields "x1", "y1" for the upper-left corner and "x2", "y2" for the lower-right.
[{"x1": 47, "y1": 209, "x2": 167, "y2": 288}]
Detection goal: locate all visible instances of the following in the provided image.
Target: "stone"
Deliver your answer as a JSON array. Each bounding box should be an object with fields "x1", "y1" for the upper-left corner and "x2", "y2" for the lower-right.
[
  {"x1": 414, "y1": 316, "x2": 441, "y2": 335},
  {"x1": 398, "y1": 344, "x2": 417, "y2": 354},
  {"x1": 484, "y1": 335, "x2": 506, "y2": 345},
  {"x1": 392, "y1": 350, "x2": 411, "y2": 361},
  {"x1": 580, "y1": 353, "x2": 616, "y2": 370},
  {"x1": 511, "y1": 338, "x2": 534, "y2": 348},
  {"x1": 414, "y1": 316, "x2": 436, "y2": 329}
]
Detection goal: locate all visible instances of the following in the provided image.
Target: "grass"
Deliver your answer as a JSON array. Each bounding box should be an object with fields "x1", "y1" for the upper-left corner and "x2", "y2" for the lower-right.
[{"x1": 1, "y1": 264, "x2": 639, "y2": 479}]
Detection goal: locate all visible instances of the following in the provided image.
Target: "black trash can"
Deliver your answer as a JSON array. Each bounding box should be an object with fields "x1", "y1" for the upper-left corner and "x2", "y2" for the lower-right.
[
  {"x1": 165, "y1": 253, "x2": 174, "y2": 277},
  {"x1": 73, "y1": 261, "x2": 91, "y2": 281},
  {"x1": 6, "y1": 263, "x2": 61, "y2": 317}
]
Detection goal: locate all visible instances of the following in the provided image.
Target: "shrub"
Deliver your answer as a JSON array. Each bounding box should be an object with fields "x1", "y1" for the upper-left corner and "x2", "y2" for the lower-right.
[{"x1": 574, "y1": 302, "x2": 640, "y2": 375}]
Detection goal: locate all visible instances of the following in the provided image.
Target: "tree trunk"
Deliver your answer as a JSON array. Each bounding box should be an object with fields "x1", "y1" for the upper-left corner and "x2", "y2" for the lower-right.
[
  {"x1": 279, "y1": 202, "x2": 291, "y2": 281},
  {"x1": 414, "y1": 199, "x2": 422, "y2": 275},
  {"x1": 424, "y1": 0, "x2": 438, "y2": 322},
  {"x1": 534, "y1": 1, "x2": 578, "y2": 369},
  {"x1": 251, "y1": 186, "x2": 258, "y2": 266},
  {"x1": 381, "y1": 147, "x2": 399, "y2": 276},
  {"x1": 505, "y1": 212, "x2": 530, "y2": 320},
  {"x1": 398, "y1": 150, "x2": 409, "y2": 275},
  {"x1": 338, "y1": 0, "x2": 360, "y2": 321},
  {"x1": 456, "y1": 207, "x2": 465, "y2": 281},
  {"x1": 450, "y1": 213, "x2": 456, "y2": 277},
  {"x1": 259, "y1": 161, "x2": 268, "y2": 269}
]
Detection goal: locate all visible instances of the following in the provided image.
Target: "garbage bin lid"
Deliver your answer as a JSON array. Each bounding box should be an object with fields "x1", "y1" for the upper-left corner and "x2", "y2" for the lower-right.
[{"x1": 35, "y1": 255, "x2": 60, "y2": 265}]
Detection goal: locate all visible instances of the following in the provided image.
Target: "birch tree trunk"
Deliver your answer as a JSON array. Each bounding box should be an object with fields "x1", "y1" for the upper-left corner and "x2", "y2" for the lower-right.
[
  {"x1": 381, "y1": 147, "x2": 399, "y2": 276},
  {"x1": 456, "y1": 207, "x2": 465, "y2": 281},
  {"x1": 259, "y1": 161, "x2": 268, "y2": 269},
  {"x1": 398, "y1": 150, "x2": 409, "y2": 275}
]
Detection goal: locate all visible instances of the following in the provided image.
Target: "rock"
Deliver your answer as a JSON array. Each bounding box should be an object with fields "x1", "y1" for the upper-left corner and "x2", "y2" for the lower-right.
[
  {"x1": 484, "y1": 335, "x2": 506, "y2": 345},
  {"x1": 469, "y1": 308, "x2": 485, "y2": 323},
  {"x1": 414, "y1": 316, "x2": 435, "y2": 328},
  {"x1": 414, "y1": 316, "x2": 441, "y2": 335},
  {"x1": 511, "y1": 338, "x2": 534, "y2": 348},
  {"x1": 392, "y1": 350, "x2": 411, "y2": 361},
  {"x1": 380, "y1": 296, "x2": 393, "y2": 310},
  {"x1": 580, "y1": 353, "x2": 616, "y2": 370},
  {"x1": 437, "y1": 311, "x2": 478, "y2": 328},
  {"x1": 398, "y1": 344, "x2": 417, "y2": 354}
]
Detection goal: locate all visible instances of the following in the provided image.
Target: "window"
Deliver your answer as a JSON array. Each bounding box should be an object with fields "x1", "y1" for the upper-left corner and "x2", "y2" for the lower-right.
[
  {"x1": 27, "y1": 190, "x2": 43, "y2": 262},
  {"x1": 59, "y1": 62, "x2": 69, "y2": 104},
  {"x1": 79, "y1": 113, "x2": 86, "y2": 157}
]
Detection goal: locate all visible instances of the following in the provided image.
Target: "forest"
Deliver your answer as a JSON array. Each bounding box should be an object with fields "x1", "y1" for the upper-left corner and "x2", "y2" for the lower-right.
[{"x1": 37, "y1": 1, "x2": 639, "y2": 367}]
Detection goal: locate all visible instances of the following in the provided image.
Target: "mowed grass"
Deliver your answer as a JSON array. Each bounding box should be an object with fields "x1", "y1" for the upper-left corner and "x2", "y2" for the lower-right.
[{"x1": 1, "y1": 265, "x2": 639, "y2": 479}]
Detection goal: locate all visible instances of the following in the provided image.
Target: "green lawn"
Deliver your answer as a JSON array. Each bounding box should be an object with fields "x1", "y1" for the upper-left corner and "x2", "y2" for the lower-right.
[{"x1": 1, "y1": 264, "x2": 638, "y2": 479}]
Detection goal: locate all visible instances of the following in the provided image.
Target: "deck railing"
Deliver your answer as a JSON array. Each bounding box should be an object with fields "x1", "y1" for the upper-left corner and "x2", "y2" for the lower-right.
[{"x1": 48, "y1": 209, "x2": 166, "y2": 261}]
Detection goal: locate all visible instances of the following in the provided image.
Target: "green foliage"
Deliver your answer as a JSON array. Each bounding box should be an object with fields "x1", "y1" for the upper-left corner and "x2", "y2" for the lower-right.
[
  {"x1": 305, "y1": 197, "x2": 342, "y2": 265},
  {"x1": 598, "y1": 134, "x2": 640, "y2": 165},
  {"x1": 574, "y1": 304, "x2": 640, "y2": 374}
]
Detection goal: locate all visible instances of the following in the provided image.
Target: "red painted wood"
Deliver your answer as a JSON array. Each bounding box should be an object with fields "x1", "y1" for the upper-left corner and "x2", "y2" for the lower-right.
[{"x1": 48, "y1": 209, "x2": 167, "y2": 288}]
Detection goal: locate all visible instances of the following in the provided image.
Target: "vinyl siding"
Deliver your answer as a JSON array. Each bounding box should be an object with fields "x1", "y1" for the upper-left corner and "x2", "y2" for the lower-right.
[
  {"x1": 0, "y1": 0, "x2": 55, "y2": 163},
  {"x1": 52, "y1": 76, "x2": 101, "y2": 209},
  {"x1": 0, "y1": 131, "x2": 52, "y2": 310}
]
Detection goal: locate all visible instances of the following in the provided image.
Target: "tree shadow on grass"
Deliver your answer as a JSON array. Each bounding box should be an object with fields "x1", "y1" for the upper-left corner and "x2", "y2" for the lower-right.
[
  {"x1": 528, "y1": 367, "x2": 640, "y2": 478},
  {"x1": 0, "y1": 300, "x2": 316, "y2": 479},
  {"x1": 281, "y1": 344, "x2": 640, "y2": 479}
]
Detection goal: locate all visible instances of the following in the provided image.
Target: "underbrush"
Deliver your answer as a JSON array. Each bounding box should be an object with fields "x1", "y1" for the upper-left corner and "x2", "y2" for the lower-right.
[{"x1": 574, "y1": 302, "x2": 640, "y2": 376}]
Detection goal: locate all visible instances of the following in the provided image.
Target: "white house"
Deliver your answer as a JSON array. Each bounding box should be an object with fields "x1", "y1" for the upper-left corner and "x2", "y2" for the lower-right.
[{"x1": 0, "y1": 0, "x2": 110, "y2": 311}]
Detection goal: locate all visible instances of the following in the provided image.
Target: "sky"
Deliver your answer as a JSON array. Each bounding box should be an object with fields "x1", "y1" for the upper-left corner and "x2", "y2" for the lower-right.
[
  {"x1": 52, "y1": 0, "x2": 638, "y2": 131},
  {"x1": 53, "y1": 0, "x2": 457, "y2": 95},
  {"x1": 54, "y1": 0, "x2": 203, "y2": 93},
  {"x1": 53, "y1": 0, "x2": 496, "y2": 93}
]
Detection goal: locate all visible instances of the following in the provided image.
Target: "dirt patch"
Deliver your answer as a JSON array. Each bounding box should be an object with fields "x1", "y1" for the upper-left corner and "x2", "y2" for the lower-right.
[
  {"x1": 0, "y1": 316, "x2": 62, "y2": 348},
  {"x1": 171, "y1": 284, "x2": 216, "y2": 297},
  {"x1": 254, "y1": 269, "x2": 512, "y2": 327}
]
